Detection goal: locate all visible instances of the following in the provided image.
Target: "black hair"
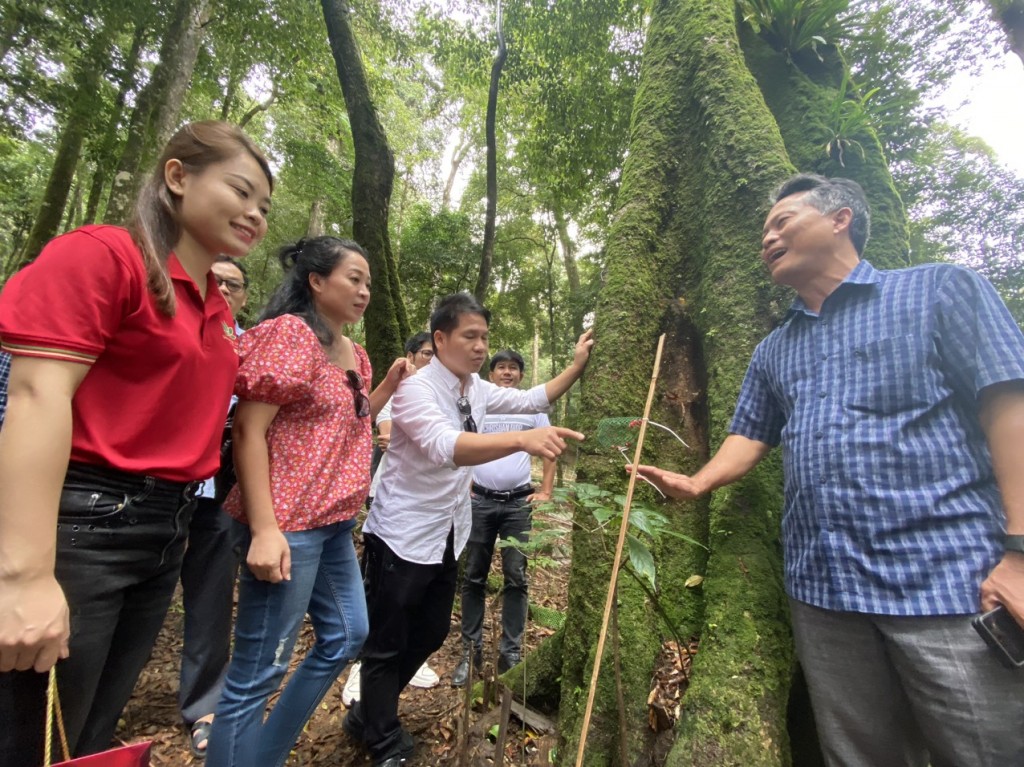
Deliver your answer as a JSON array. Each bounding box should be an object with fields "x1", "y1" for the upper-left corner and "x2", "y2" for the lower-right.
[
  {"x1": 216, "y1": 256, "x2": 249, "y2": 288},
  {"x1": 260, "y1": 236, "x2": 369, "y2": 347},
  {"x1": 772, "y1": 173, "x2": 871, "y2": 256},
  {"x1": 404, "y1": 331, "x2": 432, "y2": 355},
  {"x1": 489, "y1": 348, "x2": 524, "y2": 372},
  {"x1": 429, "y1": 293, "x2": 491, "y2": 347}
]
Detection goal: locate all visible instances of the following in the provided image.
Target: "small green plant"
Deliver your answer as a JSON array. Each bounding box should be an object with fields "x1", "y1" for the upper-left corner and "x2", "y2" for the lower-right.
[
  {"x1": 736, "y1": 0, "x2": 860, "y2": 61},
  {"x1": 822, "y1": 71, "x2": 879, "y2": 166},
  {"x1": 536, "y1": 482, "x2": 706, "y2": 592}
]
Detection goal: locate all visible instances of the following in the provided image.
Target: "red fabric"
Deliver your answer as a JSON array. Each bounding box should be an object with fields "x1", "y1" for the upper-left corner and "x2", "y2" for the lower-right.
[
  {"x1": 0, "y1": 225, "x2": 238, "y2": 481},
  {"x1": 51, "y1": 741, "x2": 151, "y2": 766},
  {"x1": 223, "y1": 314, "x2": 373, "y2": 531}
]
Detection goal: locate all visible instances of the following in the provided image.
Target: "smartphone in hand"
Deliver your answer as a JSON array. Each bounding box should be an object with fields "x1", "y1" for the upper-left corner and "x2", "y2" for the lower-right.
[{"x1": 972, "y1": 605, "x2": 1024, "y2": 670}]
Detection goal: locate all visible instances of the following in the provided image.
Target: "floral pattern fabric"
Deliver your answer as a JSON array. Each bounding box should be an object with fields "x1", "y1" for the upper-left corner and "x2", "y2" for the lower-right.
[{"x1": 223, "y1": 313, "x2": 373, "y2": 532}]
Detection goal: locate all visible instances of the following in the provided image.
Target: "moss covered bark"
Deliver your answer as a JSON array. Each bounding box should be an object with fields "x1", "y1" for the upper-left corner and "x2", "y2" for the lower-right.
[
  {"x1": 738, "y1": 25, "x2": 909, "y2": 269},
  {"x1": 558, "y1": 0, "x2": 798, "y2": 764}
]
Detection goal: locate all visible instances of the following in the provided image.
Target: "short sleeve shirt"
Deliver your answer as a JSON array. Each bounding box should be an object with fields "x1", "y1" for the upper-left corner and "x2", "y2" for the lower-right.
[
  {"x1": 730, "y1": 261, "x2": 1024, "y2": 616},
  {"x1": 472, "y1": 412, "x2": 551, "y2": 491},
  {"x1": 223, "y1": 314, "x2": 373, "y2": 532},
  {"x1": 0, "y1": 225, "x2": 238, "y2": 481}
]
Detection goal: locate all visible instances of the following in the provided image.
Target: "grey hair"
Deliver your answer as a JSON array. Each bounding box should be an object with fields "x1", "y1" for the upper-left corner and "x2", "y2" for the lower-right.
[{"x1": 772, "y1": 173, "x2": 871, "y2": 255}]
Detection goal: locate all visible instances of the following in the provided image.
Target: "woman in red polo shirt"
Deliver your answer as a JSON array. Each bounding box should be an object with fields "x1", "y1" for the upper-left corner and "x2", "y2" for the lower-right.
[
  {"x1": 205, "y1": 237, "x2": 411, "y2": 767},
  {"x1": 0, "y1": 121, "x2": 272, "y2": 762}
]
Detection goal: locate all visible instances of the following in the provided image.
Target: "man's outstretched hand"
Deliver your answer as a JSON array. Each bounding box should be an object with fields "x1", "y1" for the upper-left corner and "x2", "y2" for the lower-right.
[{"x1": 626, "y1": 464, "x2": 706, "y2": 500}]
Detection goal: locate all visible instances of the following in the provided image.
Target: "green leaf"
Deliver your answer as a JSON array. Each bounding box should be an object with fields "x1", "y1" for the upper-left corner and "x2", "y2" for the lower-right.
[{"x1": 626, "y1": 533, "x2": 656, "y2": 590}]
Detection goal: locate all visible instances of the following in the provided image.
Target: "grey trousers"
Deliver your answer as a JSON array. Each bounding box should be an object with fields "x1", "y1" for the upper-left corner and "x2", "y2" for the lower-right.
[{"x1": 790, "y1": 598, "x2": 1024, "y2": 767}]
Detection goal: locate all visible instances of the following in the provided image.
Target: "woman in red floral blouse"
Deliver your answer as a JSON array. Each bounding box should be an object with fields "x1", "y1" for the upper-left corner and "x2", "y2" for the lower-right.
[{"x1": 206, "y1": 237, "x2": 412, "y2": 767}]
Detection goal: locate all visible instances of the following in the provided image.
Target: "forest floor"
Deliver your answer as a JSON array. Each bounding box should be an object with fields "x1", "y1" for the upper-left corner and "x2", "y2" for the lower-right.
[{"x1": 115, "y1": 508, "x2": 574, "y2": 767}]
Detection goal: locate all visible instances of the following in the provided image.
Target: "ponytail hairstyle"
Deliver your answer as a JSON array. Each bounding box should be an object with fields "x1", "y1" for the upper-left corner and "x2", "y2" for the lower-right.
[
  {"x1": 127, "y1": 121, "x2": 273, "y2": 316},
  {"x1": 260, "y1": 236, "x2": 370, "y2": 347}
]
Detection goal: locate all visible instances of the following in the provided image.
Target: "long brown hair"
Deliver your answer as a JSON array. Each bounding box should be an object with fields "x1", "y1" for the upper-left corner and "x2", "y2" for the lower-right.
[{"x1": 127, "y1": 121, "x2": 273, "y2": 316}]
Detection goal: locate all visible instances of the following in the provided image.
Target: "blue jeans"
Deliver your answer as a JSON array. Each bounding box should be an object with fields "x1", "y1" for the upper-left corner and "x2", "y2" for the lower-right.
[{"x1": 206, "y1": 519, "x2": 368, "y2": 767}]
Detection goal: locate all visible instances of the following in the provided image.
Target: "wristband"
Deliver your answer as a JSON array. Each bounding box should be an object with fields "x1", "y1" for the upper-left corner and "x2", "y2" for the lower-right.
[{"x1": 1006, "y1": 535, "x2": 1024, "y2": 555}]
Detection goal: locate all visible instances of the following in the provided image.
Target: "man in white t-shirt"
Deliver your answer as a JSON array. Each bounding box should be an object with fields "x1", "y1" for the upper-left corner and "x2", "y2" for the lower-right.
[{"x1": 452, "y1": 349, "x2": 555, "y2": 686}]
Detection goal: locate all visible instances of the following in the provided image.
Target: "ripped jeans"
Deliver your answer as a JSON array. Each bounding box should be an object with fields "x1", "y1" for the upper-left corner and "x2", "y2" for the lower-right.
[{"x1": 206, "y1": 519, "x2": 368, "y2": 767}]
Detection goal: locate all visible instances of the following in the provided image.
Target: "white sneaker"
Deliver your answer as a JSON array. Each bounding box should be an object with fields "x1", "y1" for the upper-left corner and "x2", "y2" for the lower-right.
[
  {"x1": 342, "y1": 661, "x2": 361, "y2": 707},
  {"x1": 409, "y1": 662, "x2": 440, "y2": 688}
]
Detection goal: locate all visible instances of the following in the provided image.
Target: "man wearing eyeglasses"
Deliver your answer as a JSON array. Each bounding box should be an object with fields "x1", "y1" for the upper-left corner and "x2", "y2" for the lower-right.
[
  {"x1": 178, "y1": 256, "x2": 248, "y2": 758},
  {"x1": 451, "y1": 348, "x2": 555, "y2": 687},
  {"x1": 345, "y1": 293, "x2": 593, "y2": 767}
]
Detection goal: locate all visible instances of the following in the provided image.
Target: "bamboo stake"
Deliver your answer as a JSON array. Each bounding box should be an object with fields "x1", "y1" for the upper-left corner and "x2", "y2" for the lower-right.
[{"x1": 574, "y1": 333, "x2": 666, "y2": 767}]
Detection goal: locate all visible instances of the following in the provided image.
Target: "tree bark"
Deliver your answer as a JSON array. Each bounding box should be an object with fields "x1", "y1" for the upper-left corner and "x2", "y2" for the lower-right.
[
  {"x1": 321, "y1": 0, "x2": 410, "y2": 382},
  {"x1": 556, "y1": 0, "x2": 809, "y2": 764},
  {"x1": 18, "y1": 22, "x2": 114, "y2": 264},
  {"x1": 473, "y1": 0, "x2": 507, "y2": 303},
  {"x1": 104, "y1": 0, "x2": 211, "y2": 224},
  {"x1": 990, "y1": 0, "x2": 1024, "y2": 66}
]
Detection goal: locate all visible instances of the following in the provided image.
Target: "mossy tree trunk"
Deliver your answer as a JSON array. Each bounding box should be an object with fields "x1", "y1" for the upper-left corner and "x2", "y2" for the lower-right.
[
  {"x1": 18, "y1": 17, "x2": 116, "y2": 264},
  {"x1": 322, "y1": 0, "x2": 410, "y2": 380},
  {"x1": 552, "y1": 1, "x2": 907, "y2": 765}
]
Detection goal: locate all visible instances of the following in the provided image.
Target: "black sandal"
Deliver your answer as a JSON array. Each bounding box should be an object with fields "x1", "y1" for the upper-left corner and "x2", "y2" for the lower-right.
[{"x1": 190, "y1": 719, "x2": 213, "y2": 759}]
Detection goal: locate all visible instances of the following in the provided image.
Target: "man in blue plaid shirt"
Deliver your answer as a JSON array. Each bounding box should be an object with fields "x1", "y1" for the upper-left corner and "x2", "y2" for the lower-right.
[{"x1": 635, "y1": 174, "x2": 1024, "y2": 766}]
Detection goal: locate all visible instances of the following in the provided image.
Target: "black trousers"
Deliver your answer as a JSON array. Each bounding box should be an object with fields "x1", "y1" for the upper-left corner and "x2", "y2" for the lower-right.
[
  {"x1": 0, "y1": 463, "x2": 196, "y2": 764},
  {"x1": 178, "y1": 496, "x2": 241, "y2": 726},
  {"x1": 358, "y1": 530, "x2": 457, "y2": 760}
]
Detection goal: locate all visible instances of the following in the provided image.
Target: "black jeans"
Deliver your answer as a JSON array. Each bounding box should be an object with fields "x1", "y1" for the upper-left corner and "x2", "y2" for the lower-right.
[
  {"x1": 460, "y1": 494, "x2": 531, "y2": 662},
  {"x1": 357, "y1": 530, "x2": 457, "y2": 760},
  {"x1": 178, "y1": 496, "x2": 241, "y2": 726},
  {"x1": 0, "y1": 462, "x2": 197, "y2": 764}
]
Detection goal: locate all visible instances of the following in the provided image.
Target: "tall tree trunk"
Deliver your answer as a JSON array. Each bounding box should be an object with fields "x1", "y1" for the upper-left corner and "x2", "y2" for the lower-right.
[
  {"x1": 84, "y1": 17, "x2": 148, "y2": 225},
  {"x1": 552, "y1": 202, "x2": 584, "y2": 338},
  {"x1": 307, "y1": 197, "x2": 326, "y2": 238},
  {"x1": 990, "y1": 0, "x2": 1024, "y2": 66},
  {"x1": 104, "y1": 0, "x2": 211, "y2": 224},
  {"x1": 321, "y1": 0, "x2": 410, "y2": 382},
  {"x1": 557, "y1": 0, "x2": 799, "y2": 764},
  {"x1": 18, "y1": 24, "x2": 114, "y2": 264},
  {"x1": 473, "y1": 0, "x2": 507, "y2": 303},
  {"x1": 442, "y1": 136, "x2": 471, "y2": 211}
]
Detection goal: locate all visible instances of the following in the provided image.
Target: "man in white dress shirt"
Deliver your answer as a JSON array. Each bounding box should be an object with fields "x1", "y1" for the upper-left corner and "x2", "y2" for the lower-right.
[{"x1": 344, "y1": 293, "x2": 593, "y2": 767}]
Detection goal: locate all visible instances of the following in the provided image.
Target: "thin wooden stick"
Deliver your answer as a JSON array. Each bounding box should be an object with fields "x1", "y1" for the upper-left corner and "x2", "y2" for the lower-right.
[
  {"x1": 493, "y1": 686, "x2": 514, "y2": 766},
  {"x1": 574, "y1": 333, "x2": 666, "y2": 767}
]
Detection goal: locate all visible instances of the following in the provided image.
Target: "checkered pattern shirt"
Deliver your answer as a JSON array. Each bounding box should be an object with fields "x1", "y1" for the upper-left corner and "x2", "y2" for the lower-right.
[{"x1": 731, "y1": 260, "x2": 1024, "y2": 616}]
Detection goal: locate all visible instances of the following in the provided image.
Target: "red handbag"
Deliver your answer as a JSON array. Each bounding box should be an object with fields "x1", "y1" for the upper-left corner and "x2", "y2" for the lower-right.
[{"x1": 44, "y1": 668, "x2": 153, "y2": 767}]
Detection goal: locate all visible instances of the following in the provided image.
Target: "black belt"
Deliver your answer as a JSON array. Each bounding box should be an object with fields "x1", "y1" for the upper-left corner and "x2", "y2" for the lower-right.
[{"x1": 471, "y1": 483, "x2": 532, "y2": 502}]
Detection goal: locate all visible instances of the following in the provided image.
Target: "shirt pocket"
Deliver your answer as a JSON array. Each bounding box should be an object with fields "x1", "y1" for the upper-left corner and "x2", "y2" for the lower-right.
[{"x1": 843, "y1": 334, "x2": 930, "y2": 415}]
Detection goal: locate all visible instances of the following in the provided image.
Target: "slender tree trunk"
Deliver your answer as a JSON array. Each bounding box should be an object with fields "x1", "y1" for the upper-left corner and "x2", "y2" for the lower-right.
[
  {"x1": 990, "y1": 0, "x2": 1024, "y2": 66},
  {"x1": 321, "y1": 0, "x2": 410, "y2": 382},
  {"x1": 84, "y1": 17, "x2": 148, "y2": 224},
  {"x1": 552, "y1": 202, "x2": 584, "y2": 338},
  {"x1": 104, "y1": 0, "x2": 211, "y2": 224},
  {"x1": 62, "y1": 179, "x2": 82, "y2": 232},
  {"x1": 18, "y1": 24, "x2": 114, "y2": 264},
  {"x1": 442, "y1": 135, "x2": 471, "y2": 211},
  {"x1": 307, "y1": 197, "x2": 326, "y2": 238},
  {"x1": 473, "y1": 0, "x2": 507, "y2": 303}
]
